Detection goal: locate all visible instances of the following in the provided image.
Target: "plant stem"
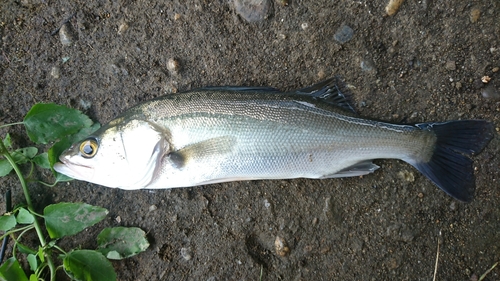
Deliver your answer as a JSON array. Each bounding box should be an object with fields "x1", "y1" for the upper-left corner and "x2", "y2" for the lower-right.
[
  {"x1": 0, "y1": 121, "x2": 24, "y2": 129},
  {"x1": 0, "y1": 145, "x2": 57, "y2": 281}
]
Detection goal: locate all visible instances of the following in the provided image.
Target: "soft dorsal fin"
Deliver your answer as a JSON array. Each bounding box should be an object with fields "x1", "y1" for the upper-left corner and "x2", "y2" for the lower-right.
[
  {"x1": 199, "y1": 86, "x2": 281, "y2": 93},
  {"x1": 295, "y1": 76, "x2": 356, "y2": 113}
]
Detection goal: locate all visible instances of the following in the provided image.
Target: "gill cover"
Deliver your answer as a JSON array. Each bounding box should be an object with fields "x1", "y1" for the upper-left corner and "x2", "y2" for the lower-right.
[{"x1": 57, "y1": 119, "x2": 168, "y2": 189}]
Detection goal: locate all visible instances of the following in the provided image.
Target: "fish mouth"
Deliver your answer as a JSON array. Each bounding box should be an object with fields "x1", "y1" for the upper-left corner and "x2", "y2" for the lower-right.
[{"x1": 53, "y1": 158, "x2": 94, "y2": 181}]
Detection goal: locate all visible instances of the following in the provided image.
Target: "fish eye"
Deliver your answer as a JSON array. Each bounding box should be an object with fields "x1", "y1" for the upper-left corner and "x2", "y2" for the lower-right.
[{"x1": 79, "y1": 138, "x2": 98, "y2": 158}]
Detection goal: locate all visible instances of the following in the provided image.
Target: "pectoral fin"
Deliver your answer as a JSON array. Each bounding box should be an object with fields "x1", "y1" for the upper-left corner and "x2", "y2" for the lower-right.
[
  {"x1": 322, "y1": 161, "x2": 379, "y2": 178},
  {"x1": 167, "y1": 136, "x2": 237, "y2": 169}
]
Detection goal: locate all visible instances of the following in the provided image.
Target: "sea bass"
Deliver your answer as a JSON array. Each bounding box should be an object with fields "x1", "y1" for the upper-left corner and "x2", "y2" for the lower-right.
[{"x1": 54, "y1": 78, "x2": 494, "y2": 202}]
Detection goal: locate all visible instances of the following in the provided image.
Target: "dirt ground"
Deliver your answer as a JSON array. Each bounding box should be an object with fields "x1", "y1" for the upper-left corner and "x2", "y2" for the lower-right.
[{"x1": 1, "y1": 0, "x2": 499, "y2": 280}]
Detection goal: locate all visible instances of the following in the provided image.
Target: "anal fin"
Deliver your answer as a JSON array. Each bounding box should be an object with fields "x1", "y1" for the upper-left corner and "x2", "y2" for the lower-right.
[{"x1": 322, "y1": 161, "x2": 379, "y2": 178}]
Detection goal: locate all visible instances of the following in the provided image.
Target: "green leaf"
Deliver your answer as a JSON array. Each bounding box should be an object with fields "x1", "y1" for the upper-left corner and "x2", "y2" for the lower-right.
[
  {"x1": 0, "y1": 257, "x2": 29, "y2": 281},
  {"x1": 29, "y1": 274, "x2": 38, "y2": 281},
  {"x1": 2, "y1": 134, "x2": 11, "y2": 149},
  {"x1": 16, "y1": 208, "x2": 35, "y2": 224},
  {"x1": 63, "y1": 250, "x2": 116, "y2": 281},
  {"x1": 27, "y1": 254, "x2": 38, "y2": 272},
  {"x1": 11, "y1": 147, "x2": 38, "y2": 164},
  {"x1": 33, "y1": 153, "x2": 51, "y2": 169},
  {"x1": 37, "y1": 246, "x2": 45, "y2": 263},
  {"x1": 97, "y1": 227, "x2": 150, "y2": 260},
  {"x1": 0, "y1": 160, "x2": 13, "y2": 177},
  {"x1": 16, "y1": 243, "x2": 37, "y2": 255},
  {"x1": 43, "y1": 202, "x2": 108, "y2": 239},
  {"x1": 23, "y1": 103, "x2": 93, "y2": 144},
  {"x1": 55, "y1": 172, "x2": 73, "y2": 183},
  {"x1": 0, "y1": 214, "x2": 16, "y2": 231}
]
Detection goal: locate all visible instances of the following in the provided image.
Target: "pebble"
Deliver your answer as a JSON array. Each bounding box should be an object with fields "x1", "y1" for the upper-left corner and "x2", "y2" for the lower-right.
[
  {"x1": 118, "y1": 22, "x2": 129, "y2": 35},
  {"x1": 333, "y1": 25, "x2": 354, "y2": 44},
  {"x1": 360, "y1": 58, "x2": 376, "y2": 73},
  {"x1": 470, "y1": 8, "x2": 481, "y2": 23},
  {"x1": 449, "y1": 201, "x2": 456, "y2": 211},
  {"x1": 301, "y1": 22, "x2": 308, "y2": 30},
  {"x1": 481, "y1": 76, "x2": 491, "y2": 83},
  {"x1": 50, "y1": 66, "x2": 60, "y2": 78},
  {"x1": 445, "y1": 60, "x2": 456, "y2": 71},
  {"x1": 274, "y1": 236, "x2": 290, "y2": 257},
  {"x1": 234, "y1": 0, "x2": 271, "y2": 23},
  {"x1": 79, "y1": 99, "x2": 92, "y2": 110},
  {"x1": 397, "y1": 170, "x2": 415, "y2": 182},
  {"x1": 263, "y1": 198, "x2": 271, "y2": 209},
  {"x1": 180, "y1": 247, "x2": 192, "y2": 261},
  {"x1": 481, "y1": 84, "x2": 500, "y2": 100},
  {"x1": 386, "y1": 0, "x2": 405, "y2": 16},
  {"x1": 276, "y1": 0, "x2": 288, "y2": 6},
  {"x1": 59, "y1": 23, "x2": 76, "y2": 46},
  {"x1": 167, "y1": 58, "x2": 180, "y2": 74}
]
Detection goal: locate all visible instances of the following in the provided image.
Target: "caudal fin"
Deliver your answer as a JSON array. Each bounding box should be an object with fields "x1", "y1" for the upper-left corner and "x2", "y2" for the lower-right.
[{"x1": 410, "y1": 120, "x2": 494, "y2": 202}]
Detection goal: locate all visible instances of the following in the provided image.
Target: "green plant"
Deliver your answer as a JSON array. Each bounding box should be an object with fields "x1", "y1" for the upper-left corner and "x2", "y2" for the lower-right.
[{"x1": 0, "y1": 104, "x2": 149, "y2": 281}]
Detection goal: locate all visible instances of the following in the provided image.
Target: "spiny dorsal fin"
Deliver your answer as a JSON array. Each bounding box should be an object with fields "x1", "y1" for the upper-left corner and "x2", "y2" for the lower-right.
[{"x1": 295, "y1": 76, "x2": 356, "y2": 113}]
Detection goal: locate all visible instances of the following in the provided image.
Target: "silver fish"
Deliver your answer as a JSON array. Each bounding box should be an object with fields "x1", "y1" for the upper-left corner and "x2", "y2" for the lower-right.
[{"x1": 54, "y1": 77, "x2": 494, "y2": 202}]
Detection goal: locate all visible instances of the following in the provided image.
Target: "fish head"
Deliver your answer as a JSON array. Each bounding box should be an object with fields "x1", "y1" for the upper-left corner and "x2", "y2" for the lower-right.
[{"x1": 54, "y1": 118, "x2": 169, "y2": 189}]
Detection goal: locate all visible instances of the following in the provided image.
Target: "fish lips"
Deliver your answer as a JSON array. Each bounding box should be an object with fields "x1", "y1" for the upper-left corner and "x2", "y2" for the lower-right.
[{"x1": 53, "y1": 158, "x2": 94, "y2": 181}]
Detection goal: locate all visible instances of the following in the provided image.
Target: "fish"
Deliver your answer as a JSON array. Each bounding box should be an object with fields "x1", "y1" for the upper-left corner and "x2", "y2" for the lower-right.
[{"x1": 53, "y1": 77, "x2": 495, "y2": 202}]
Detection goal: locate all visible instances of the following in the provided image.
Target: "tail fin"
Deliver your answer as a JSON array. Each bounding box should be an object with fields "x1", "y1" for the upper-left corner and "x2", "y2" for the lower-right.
[{"x1": 410, "y1": 120, "x2": 494, "y2": 202}]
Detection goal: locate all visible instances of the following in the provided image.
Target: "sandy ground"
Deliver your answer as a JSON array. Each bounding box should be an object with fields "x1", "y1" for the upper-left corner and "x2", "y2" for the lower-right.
[{"x1": 1, "y1": 0, "x2": 499, "y2": 280}]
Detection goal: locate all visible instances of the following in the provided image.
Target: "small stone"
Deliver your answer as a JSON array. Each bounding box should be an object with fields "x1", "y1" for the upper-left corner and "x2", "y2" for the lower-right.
[
  {"x1": 317, "y1": 70, "x2": 326, "y2": 80},
  {"x1": 386, "y1": 0, "x2": 405, "y2": 16},
  {"x1": 118, "y1": 22, "x2": 129, "y2": 35},
  {"x1": 234, "y1": 0, "x2": 271, "y2": 23},
  {"x1": 115, "y1": 216, "x2": 121, "y2": 223},
  {"x1": 263, "y1": 198, "x2": 271, "y2": 209},
  {"x1": 481, "y1": 76, "x2": 491, "y2": 83},
  {"x1": 449, "y1": 201, "x2": 456, "y2": 211},
  {"x1": 174, "y1": 13, "x2": 181, "y2": 21},
  {"x1": 481, "y1": 84, "x2": 500, "y2": 100},
  {"x1": 333, "y1": 25, "x2": 354, "y2": 44},
  {"x1": 276, "y1": 0, "x2": 288, "y2": 6},
  {"x1": 455, "y1": 81, "x2": 462, "y2": 90},
  {"x1": 50, "y1": 66, "x2": 60, "y2": 79},
  {"x1": 398, "y1": 170, "x2": 415, "y2": 182},
  {"x1": 149, "y1": 205, "x2": 157, "y2": 212},
  {"x1": 417, "y1": 192, "x2": 424, "y2": 198},
  {"x1": 59, "y1": 23, "x2": 76, "y2": 46},
  {"x1": 301, "y1": 22, "x2": 308, "y2": 30},
  {"x1": 360, "y1": 58, "x2": 376, "y2": 73},
  {"x1": 274, "y1": 236, "x2": 290, "y2": 257},
  {"x1": 445, "y1": 61, "x2": 456, "y2": 71},
  {"x1": 492, "y1": 67, "x2": 499, "y2": 73},
  {"x1": 470, "y1": 8, "x2": 481, "y2": 23},
  {"x1": 180, "y1": 247, "x2": 192, "y2": 261},
  {"x1": 79, "y1": 99, "x2": 92, "y2": 110},
  {"x1": 167, "y1": 58, "x2": 180, "y2": 74}
]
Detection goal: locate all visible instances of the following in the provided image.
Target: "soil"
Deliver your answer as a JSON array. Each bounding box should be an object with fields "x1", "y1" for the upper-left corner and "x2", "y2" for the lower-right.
[{"x1": 1, "y1": 0, "x2": 499, "y2": 280}]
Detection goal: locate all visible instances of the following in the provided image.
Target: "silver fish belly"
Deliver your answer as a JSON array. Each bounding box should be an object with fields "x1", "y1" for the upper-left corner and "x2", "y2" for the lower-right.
[{"x1": 54, "y1": 77, "x2": 494, "y2": 202}]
